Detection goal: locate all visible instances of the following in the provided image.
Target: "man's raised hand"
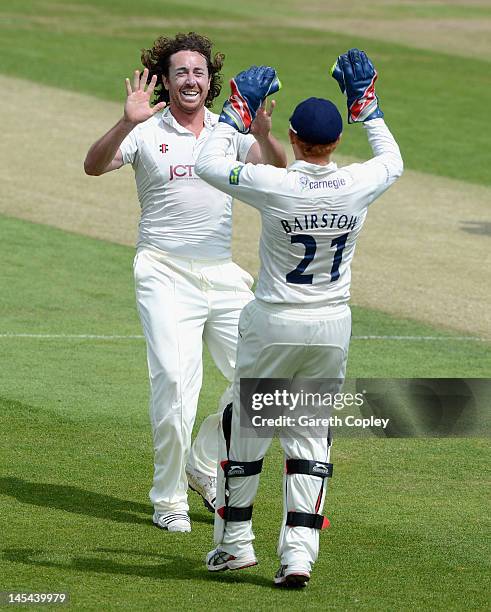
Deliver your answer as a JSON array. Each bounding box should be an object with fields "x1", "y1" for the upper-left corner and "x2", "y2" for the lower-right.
[
  {"x1": 124, "y1": 68, "x2": 166, "y2": 125},
  {"x1": 250, "y1": 99, "x2": 277, "y2": 141}
]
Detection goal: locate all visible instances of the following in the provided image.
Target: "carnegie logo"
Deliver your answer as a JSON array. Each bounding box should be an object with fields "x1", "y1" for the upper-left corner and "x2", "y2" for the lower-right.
[
  {"x1": 229, "y1": 165, "x2": 244, "y2": 185},
  {"x1": 169, "y1": 164, "x2": 196, "y2": 180},
  {"x1": 309, "y1": 177, "x2": 346, "y2": 190}
]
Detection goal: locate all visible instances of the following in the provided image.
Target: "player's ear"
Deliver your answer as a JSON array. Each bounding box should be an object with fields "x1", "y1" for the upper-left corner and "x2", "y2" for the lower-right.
[
  {"x1": 327, "y1": 134, "x2": 342, "y2": 153},
  {"x1": 162, "y1": 74, "x2": 169, "y2": 91}
]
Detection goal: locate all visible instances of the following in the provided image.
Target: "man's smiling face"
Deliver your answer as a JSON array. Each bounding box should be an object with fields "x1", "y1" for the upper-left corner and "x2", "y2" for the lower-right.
[{"x1": 163, "y1": 50, "x2": 211, "y2": 114}]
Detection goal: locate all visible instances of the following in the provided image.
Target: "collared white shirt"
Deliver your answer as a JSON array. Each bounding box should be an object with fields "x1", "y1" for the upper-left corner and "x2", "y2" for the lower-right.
[{"x1": 120, "y1": 107, "x2": 255, "y2": 259}]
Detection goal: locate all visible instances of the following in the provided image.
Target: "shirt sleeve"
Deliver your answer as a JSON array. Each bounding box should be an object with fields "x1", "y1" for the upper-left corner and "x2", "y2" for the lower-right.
[
  {"x1": 195, "y1": 123, "x2": 286, "y2": 210},
  {"x1": 236, "y1": 132, "x2": 257, "y2": 163},
  {"x1": 119, "y1": 127, "x2": 139, "y2": 166},
  {"x1": 357, "y1": 118, "x2": 404, "y2": 203}
]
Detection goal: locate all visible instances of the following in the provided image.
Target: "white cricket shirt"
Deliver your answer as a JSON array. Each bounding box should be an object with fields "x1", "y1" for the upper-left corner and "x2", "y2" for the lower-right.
[
  {"x1": 120, "y1": 107, "x2": 255, "y2": 259},
  {"x1": 195, "y1": 118, "x2": 403, "y2": 305}
]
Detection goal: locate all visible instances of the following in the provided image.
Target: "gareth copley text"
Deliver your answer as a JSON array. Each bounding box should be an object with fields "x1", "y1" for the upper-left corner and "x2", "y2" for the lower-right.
[{"x1": 250, "y1": 414, "x2": 390, "y2": 429}]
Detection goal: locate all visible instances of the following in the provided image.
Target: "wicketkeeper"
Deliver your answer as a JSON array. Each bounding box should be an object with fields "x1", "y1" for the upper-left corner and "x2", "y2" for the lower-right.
[{"x1": 195, "y1": 49, "x2": 403, "y2": 586}]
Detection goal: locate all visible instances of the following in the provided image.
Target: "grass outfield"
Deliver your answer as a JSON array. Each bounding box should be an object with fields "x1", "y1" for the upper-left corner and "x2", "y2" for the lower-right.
[
  {"x1": 1, "y1": 1, "x2": 490, "y2": 608},
  {"x1": 1, "y1": 0, "x2": 490, "y2": 186},
  {"x1": 1, "y1": 404, "x2": 488, "y2": 611},
  {"x1": 1, "y1": 217, "x2": 489, "y2": 610}
]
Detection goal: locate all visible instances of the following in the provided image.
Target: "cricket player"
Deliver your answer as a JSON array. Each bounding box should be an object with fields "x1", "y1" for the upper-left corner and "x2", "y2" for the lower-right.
[
  {"x1": 84, "y1": 33, "x2": 286, "y2": 532},
  {"x1": 195, "y1": 50, "x2": 403, "y2": 584}
]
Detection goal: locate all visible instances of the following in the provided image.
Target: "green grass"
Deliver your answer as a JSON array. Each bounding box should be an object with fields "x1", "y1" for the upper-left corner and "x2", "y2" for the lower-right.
[
  {"x1": 1, "y1": 2, "x2": 490, "y2": 605},
  {"x1": 2, "y1": 399, "x2": 489, "y2": 611},
  {"x1": 1, "y1": 0, "x2": 490, "y2": 185},
  {"x1": 1, "y1": 215, "x2": 489, "y2": 609}
]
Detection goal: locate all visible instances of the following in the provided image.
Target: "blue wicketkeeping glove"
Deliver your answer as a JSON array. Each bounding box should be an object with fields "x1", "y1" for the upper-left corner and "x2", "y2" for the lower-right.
[
  {"x1": 219, "y1": 65, "x2": 281, "y2": 133},
  {"x1": 331, "y1": 49, "x2": 383, "y2": 123}
]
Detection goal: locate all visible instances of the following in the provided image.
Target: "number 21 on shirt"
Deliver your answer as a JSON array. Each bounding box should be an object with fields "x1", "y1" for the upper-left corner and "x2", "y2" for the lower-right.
[{"x1": 286, "y1": 233, "x2": 349, "y2": 285}]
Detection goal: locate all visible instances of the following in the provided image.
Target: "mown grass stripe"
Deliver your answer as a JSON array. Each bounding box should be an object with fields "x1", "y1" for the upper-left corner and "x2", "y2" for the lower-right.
[
  {"x1": 0, "y1": 1, "x2": 489, "y2": 185},
  {"x1": 0, "y1": 333, "x2": 486, "y2": 342}
]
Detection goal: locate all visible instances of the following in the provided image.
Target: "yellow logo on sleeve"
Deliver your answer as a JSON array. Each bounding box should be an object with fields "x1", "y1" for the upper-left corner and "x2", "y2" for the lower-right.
[{"x1": 229, "y1": 165, "x2": 243, "y2": 185}]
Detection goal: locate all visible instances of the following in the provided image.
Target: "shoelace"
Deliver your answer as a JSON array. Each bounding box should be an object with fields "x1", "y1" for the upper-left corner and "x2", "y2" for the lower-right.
[{"x1": 212, "y1": 550, "x2": 232, "y2": 564}]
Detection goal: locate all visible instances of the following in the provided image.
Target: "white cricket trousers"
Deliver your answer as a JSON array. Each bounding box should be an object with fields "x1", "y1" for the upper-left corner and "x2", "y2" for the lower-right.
[
  {"x1": 215, "y1": 299, "x2": 351, "y2": 572},
  {"x1": 133, "y1": 247, "x2": 254, "y2": 513}
]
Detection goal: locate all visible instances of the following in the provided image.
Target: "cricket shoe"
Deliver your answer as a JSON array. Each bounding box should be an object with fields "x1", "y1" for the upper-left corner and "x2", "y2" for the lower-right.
[
  {"x1": 274, "y1": 564, "x2": 310, "y2": 588},
  {"x1": 186, "y1": 465, "x2": 216, "y2": 513},
  {"x1": 206, "y1": 547, "x2": 258, "y2": 572},
  {"x1": 152, "y1": 511, "x2": 191, "y2": 533}
]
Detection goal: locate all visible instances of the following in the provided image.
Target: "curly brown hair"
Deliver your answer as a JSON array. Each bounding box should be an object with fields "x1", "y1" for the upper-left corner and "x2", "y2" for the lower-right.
[
  {"x1": 141, "y1": 32, "x2": 224, "y2": 108},
  {"x1": 297, "y1": 140, "x2": 339, "y2": 156}
]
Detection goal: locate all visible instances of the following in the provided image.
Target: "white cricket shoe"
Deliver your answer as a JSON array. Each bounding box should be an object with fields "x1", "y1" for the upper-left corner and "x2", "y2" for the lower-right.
[
  {"x1": 186, "y1": 465, "x2": 216, "y2": 513},
  {"x1": 152, "y1": 511, "x2": 191, "y2": 533},
  {"x1": 206, "y1": 547, "x2": 258, "y2": 572},
  {"x1": 274, "y1": 564, "x2": 310, "y2": 588}
]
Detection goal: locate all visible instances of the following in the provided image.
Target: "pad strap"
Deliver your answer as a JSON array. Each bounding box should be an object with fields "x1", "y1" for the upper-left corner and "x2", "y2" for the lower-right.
[
  {"x1": 286, "y1": 459, "x2": 333, "y2": 479},
  {"x1": 287, "y1": 511, "x2": 330, "y2": 530},
  {"x1": 218, "y1": 505, "x2": 253, "y2": 521},
  {"x1": 221, "y1": 459, "x2": 264, "y2": 477}
]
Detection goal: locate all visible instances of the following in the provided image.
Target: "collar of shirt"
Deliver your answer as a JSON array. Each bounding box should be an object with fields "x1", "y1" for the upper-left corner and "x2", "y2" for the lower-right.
[
  {"x1": 288, "y1": 160, "x2": 338, "y2": 175},
  {"x1": 159, "y1": 106, "x2": 218, "y2": 135}
]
